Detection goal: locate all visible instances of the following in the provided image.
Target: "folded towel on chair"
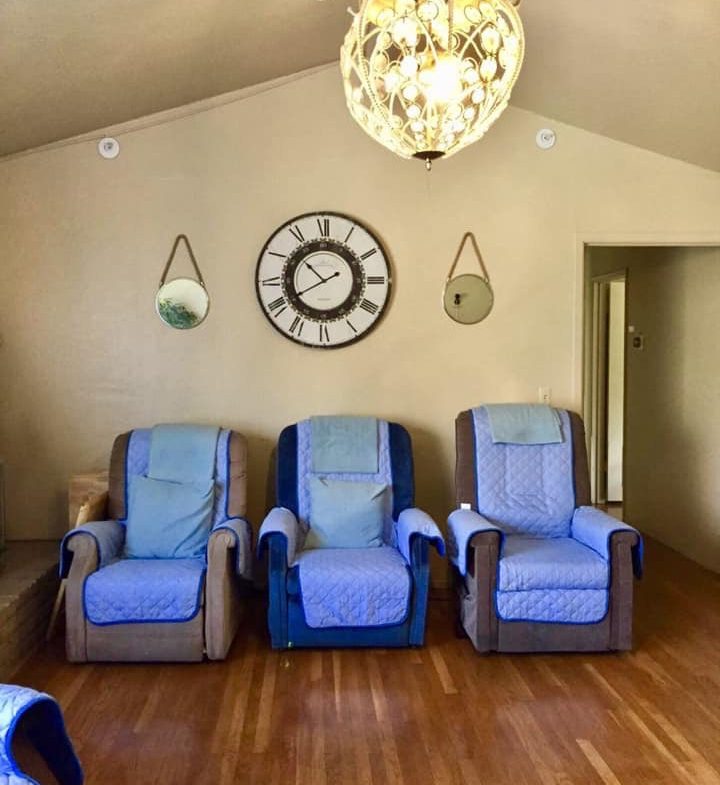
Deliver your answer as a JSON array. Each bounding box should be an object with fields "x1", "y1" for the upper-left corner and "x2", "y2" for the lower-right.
[
  {"x1": 310, "y1": 416, "x2": 378, "y2": 473},
  {"x1": 482, "y1": 404, "x2": 562, "y2": 445},
  {"x1": 148, "y1": 423, "x2": 220, "y2": 483}
]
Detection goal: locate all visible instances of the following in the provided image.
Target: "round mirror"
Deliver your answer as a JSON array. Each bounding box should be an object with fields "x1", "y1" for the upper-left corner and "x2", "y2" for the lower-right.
[
  {"x1": 443, "y1": 274, "x2": 494, "y2": 324},
  {"x1": 155, "y1": 277, "x2": 209, "y2": 329}
]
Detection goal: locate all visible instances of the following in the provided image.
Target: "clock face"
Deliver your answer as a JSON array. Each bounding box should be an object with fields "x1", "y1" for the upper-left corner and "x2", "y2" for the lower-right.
[
  {"x1": 443, "y1": 274, "x2": 494, "y2": 324},
  {"x1": 256, "y1": 211, "x2": 392, "y2": 348}
]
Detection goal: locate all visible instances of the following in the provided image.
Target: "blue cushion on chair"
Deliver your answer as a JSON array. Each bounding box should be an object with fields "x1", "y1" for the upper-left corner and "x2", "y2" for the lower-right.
[
  {"x1": 498, "y1": 536, "x2": 609, "y2": 591},
  {"x1": 124, "y1": 475, "x2": 214, "y2": 559},
  {"x1": 305, "y1": 477, "x2": 387, "y2": 549},
  {"x1": 85, "y1": 558, "x2": 206, "y2": 624}
]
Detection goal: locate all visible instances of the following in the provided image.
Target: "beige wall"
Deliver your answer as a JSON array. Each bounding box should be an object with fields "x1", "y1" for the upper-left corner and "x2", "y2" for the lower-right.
[
  {"x1": 588, "y1": 247, "x2": 720, "y2": 572},
  {"x1": 1, "y1": 68, "x2": 720, "y2": 574}
]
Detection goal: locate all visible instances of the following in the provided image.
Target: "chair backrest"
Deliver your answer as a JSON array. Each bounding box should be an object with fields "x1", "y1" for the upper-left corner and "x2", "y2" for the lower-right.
[
  {"x1": 275, "y1": 418, "x2": 414, "y2": 542},
  {"x1": 107, "y1": 428, "x2": 247, "y2": 524},
  {"x1": 454, "y1": 407, "x2": 591, "y2": 538}
]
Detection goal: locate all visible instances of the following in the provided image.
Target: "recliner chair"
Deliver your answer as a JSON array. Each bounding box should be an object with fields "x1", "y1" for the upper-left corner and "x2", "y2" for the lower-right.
[
  {"x1": 60, "y1": 426, "x2": 252, "y2": 662},
  {"x1": 258, "y1": 416, "x2": 444, "y2": 649},
  {"x1": 449, "y1": 405, "x2": 642, "y2": 653}
]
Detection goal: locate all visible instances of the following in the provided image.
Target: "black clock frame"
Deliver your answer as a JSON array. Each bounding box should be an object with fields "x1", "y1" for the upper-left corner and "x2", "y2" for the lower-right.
[{"x1": 255, "y1": 211, "x2": 393, "y2": 350}]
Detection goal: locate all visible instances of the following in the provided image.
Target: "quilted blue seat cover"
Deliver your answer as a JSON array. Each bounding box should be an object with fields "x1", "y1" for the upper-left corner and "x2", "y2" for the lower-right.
[
  {"x1": 84, "y1": 559, "x2": 206, "y2": 625},
  {"x1": 293, "y1": 547, "x2": 411, "y2": 629},
  {"x1": 497, "y1": 536, "x2": 609, "y2": 624},
  {"x1": 498, "y1": 537, "x2": 608, "y2": 590}
]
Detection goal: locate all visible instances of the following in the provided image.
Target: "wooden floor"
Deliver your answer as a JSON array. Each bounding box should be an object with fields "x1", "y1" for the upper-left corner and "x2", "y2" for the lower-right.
[{"x1": 15, "y1": 538, "x2": 720, "y2": 785}]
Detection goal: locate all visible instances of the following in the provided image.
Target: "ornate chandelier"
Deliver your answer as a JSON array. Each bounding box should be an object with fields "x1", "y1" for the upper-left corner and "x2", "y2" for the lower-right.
[{"x1": 340, "y1": 0, "x2": 524, "y2": 168}]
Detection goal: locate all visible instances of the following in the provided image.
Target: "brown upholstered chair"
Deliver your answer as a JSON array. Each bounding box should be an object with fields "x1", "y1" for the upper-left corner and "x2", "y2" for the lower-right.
[
  {"x1": 449, "y1": 406, "x2": 642, "y2": 653},
  {"x1": 60, "y1": 427, "x2": 251, "y2": 662}
]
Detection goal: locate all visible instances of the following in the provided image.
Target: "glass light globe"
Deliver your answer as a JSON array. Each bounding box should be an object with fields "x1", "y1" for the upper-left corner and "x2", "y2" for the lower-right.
[{"x1": 341, "y1": 0, "x2": 525, "y2": 165}]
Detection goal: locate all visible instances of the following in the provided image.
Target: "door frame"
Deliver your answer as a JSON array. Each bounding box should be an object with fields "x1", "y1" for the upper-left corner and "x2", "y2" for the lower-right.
[
  {"x1": 575, "y1": 233, "x2": 720, "y2": 505},
  {"x1": 588, "y1": 271, "x2": 626, "y2": 504}
]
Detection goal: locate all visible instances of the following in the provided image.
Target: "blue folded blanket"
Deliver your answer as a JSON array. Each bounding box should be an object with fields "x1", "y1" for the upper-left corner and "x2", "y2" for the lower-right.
[
  {"x1": 148, "y1": 423, "x2": 220, "y2": 483},
  {"x1": 310, "y1": 416, "x2": 378, "y2": 473},
  {"x1": 482, "y1": 404, "x2": 562, "y2": 445}
]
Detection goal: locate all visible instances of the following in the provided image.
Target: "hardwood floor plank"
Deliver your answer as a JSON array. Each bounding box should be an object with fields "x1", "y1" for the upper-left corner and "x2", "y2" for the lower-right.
[{"x1": 576, "y1": 740, "x2": 622, "y2": 785}]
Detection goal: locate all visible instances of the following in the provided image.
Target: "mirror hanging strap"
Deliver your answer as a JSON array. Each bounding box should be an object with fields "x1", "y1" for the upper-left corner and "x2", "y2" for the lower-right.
[
  {"x1": 160, "y1": 234, "x2": 206, "y2": 288},
  {"x1": 446, "y1": 231, "x2": 490, "y2": 283}
]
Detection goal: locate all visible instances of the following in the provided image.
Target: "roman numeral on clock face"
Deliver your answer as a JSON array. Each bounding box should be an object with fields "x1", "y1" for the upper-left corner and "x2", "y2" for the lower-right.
[
  {"x1": 360, "y1": 248, "x2": 377, "y2": 261},
  {"x1": 319, "y1": 324, "x2": 330, "y2": 343},
  {"x1": 359, "y1": 299, "x2": 379, "y2": 315},
  {"x1": 316, "y1": 217, "x2": 330, "y2": 238},
  {"x1": 289, "y1": 224, "x2": 305, "y2": 243},
  {"x1": 267, "y1": 296, "x2": 287, "y2": 317},
  {"x1": 366, "y1": 276, "x2": 385, "y2": 285},
  {"x1": 289, "y1": 316, "x2": 305, "y2": 336},
  {"x1": 262, "y1": 276, "x2": 281, "y2": 286},
  {"x1": 346, "y1": 319, "x2": 357, "y2": 334}
]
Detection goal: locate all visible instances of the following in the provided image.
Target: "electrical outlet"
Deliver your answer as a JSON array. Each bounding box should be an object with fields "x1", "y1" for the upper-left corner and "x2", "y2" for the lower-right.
[{"x1": 538, "y1": 387, "x2": 552, "y2": 404}]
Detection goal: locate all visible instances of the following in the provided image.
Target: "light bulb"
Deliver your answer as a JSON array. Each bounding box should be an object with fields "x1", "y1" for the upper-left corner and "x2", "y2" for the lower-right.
[{"x1": 419, "y1": 54, "x2": 463, "y2": 104}]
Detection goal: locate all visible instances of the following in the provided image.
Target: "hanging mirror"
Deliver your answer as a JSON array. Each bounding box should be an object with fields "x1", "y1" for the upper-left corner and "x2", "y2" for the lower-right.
[
  {"x1": 443, "y1": 232, "x2": 494, "y2": 324},
  {"x1": 156, "y1": 235, "x2": 209, "y2": 330}
]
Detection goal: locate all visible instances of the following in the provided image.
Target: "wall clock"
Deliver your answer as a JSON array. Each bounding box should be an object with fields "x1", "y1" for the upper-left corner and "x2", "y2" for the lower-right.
[{"x1": 256, "y1": 211, "x2": 392, "y2": 349}]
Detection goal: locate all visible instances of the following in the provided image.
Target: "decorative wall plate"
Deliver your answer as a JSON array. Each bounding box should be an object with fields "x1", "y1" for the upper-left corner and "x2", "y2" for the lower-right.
[
  {"x1": 256, "y1": 211, "x2": 392, "y2": 349},
  {"x1": 156, "y1": 234, "x2": 209, "y2": 329}
]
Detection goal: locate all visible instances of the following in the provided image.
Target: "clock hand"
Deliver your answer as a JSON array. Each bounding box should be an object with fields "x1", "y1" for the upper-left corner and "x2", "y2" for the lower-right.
[
  {"x1": 297, "y1": 271, "x2": 340, "y2": 297},
  {"x1": 304, "y1": 261, "x2": 326, "y2": 283}
]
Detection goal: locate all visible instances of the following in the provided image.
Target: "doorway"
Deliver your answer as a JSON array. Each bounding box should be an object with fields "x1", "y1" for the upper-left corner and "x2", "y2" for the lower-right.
[{"x1": 588, "y1": 272, "x2": 626, "y2": 505}]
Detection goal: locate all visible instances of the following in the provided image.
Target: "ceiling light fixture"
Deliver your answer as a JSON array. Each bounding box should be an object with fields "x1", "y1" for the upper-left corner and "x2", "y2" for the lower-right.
[{"x1": 340, "y1": 0, "x2": 524, "y2": 169}]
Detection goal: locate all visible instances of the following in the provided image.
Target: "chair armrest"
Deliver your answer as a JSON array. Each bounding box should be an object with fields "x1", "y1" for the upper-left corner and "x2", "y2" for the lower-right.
[
  {"x1": 59, "y1": 520, "x2": 125, "y2": 578},
  {"x1": 210, "y1": 518, "x2": 253, "y2": 580},
  {"x1": 257, "y1": 507, "x2": 301, "y2": 566},
  {"x1": 396, "y1": 508, "x2": 445, "y2": 565},
  {"x1": 447, "y1": 509, "x2": 503, "y2": 576},
  {"x1": 572, "y1": 506, "x2": 643, "y2": 577}
]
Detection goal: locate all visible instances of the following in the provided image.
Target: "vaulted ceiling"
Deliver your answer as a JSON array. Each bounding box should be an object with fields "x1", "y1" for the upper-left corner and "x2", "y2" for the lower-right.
[{"x1": 2, "y1": 0, "x2": 719, "y2": 171}]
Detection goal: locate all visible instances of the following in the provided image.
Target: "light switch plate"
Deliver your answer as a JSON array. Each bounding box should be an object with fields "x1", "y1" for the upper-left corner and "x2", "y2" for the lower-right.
[{"x1": 538, "y1": 387, "x2": 552, "y2": 404}]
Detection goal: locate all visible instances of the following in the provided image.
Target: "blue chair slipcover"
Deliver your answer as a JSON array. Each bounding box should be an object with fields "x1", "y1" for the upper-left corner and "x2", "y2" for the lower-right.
[
  {"x1": 0, "y1": 685, "x2": 82, "y2": 785},
  {"x1": 60, "y1": 426, "x2": 252, "y2": 662},
  {"x1": 449, "y1": 406, "x2": 643, "y2": 652},
  {"x1": 258, "y1": 417, "x2": 445, "y2": 649}
]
